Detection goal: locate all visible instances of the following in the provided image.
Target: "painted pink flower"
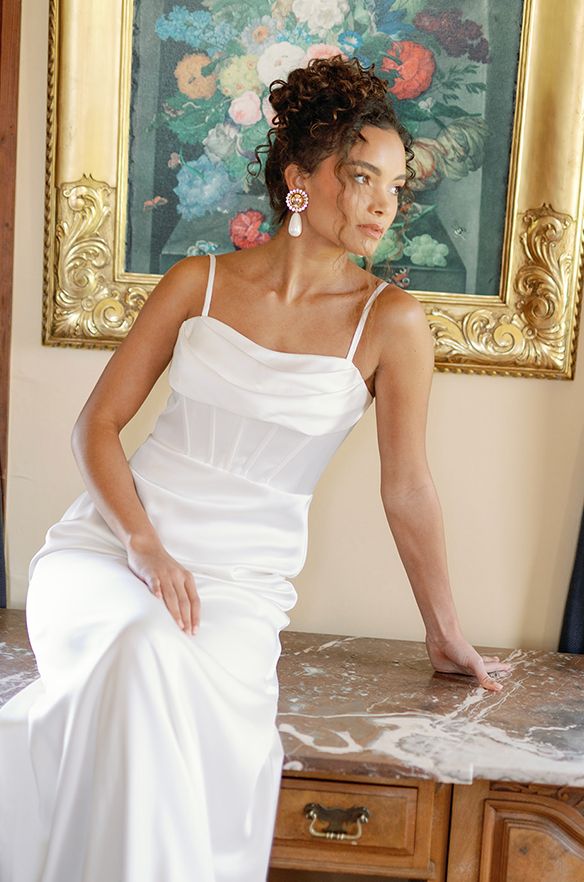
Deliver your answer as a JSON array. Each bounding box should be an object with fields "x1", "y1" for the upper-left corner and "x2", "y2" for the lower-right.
[
  {"x1": 143, "y1": 195, "x2": 168, "y2": 211},
  {"x1": 168, "y1": 152, "x2": 181, "y2": 169},
  {"x1": 228, "y1": 91, "x2": 262, "y2": 126},
  {"x1": 229, "y1": 210, "x2": 271, "y2": 249},
  {"x1": 303, "y1": 43, "x2": 347, "y2": 63}
]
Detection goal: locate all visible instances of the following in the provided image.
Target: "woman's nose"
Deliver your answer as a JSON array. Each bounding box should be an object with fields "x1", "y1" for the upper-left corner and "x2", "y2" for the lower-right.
[{"x1": 370, "y1": 191, "x2": 392, "y2": 216}]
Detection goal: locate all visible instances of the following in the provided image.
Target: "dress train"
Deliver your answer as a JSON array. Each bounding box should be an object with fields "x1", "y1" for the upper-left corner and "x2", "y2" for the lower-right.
[{"x1": 0, "y1": 548, "x2": 296, "y2": 882}]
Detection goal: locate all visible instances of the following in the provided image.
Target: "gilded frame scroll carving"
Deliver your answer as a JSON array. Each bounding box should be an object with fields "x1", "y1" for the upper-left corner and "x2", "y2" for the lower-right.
[{"x1": 43, "y1": 0, "x2": 584, "y2": 379}]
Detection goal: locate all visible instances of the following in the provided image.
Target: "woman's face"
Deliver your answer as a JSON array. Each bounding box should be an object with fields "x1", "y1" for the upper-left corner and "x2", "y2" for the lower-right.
[{"x1": 290, "y1": 125, "x2": 408, "y2": 257}]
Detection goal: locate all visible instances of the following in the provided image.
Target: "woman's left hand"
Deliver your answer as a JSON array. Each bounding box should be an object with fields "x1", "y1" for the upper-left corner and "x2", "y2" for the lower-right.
[{"x1": 425, "y1": 632, "x2": 513, "y2": 692}]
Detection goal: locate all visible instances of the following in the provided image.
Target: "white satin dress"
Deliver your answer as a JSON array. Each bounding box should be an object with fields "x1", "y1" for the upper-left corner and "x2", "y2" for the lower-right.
[{"x1": 0, "y1": 253, "x2": 388, "y2": 882}]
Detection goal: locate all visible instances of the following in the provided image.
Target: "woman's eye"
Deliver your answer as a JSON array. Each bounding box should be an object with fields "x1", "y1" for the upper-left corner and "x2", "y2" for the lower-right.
[{"x1": 354, "y1": 175, "x2": 403, "y2": 195}]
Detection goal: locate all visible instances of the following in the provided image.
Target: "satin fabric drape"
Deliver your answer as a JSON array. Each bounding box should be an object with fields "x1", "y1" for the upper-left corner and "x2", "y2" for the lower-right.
[{"x1": 0, "y1": 251, "x2": 382, "y2": 881}]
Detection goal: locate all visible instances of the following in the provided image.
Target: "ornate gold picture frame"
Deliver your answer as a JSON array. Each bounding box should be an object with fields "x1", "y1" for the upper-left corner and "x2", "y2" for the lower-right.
[{"x1": 43, "y1": 0, "x2": 584, "y2": 379}]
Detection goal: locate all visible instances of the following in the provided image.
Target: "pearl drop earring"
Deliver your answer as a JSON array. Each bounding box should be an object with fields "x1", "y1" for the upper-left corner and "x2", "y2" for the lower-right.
[{"x1": 285, "y1": 188, "x2": 309, "y2": 237}]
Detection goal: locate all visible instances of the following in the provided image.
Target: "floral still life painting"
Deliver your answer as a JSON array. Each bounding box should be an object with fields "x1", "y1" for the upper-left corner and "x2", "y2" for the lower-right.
[{"x1": 127, "y1": 0, "x2": 524, "y2": 295}]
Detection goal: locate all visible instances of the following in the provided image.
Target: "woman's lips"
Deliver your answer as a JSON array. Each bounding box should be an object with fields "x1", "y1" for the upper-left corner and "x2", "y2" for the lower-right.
[{"x1": 357, "y1": 224, "x2": 384, "y2": 240}]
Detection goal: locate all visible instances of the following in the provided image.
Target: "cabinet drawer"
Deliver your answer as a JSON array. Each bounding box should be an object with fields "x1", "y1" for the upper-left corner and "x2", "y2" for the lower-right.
[{"x1": 270, "y1": 776, "x2": 439, "y2": 875}]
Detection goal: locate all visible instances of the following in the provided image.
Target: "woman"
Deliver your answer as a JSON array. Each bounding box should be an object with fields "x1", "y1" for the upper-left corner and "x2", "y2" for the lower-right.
[{"x1": 0, "y1": 56, "x2": 511, "y2": 882}]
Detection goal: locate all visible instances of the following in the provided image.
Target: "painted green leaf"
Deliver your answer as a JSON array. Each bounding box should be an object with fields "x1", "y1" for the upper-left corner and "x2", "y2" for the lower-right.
[
  {"x1": 399, "y1": 101, "x2": 434, "y2": 121},
  {"x1": 239, "y1": 121, "x2": 269, "y2": 153},
  {"x1": 431, "y1": 101, "x2": 474, "y2": 119},
  {"x1": 390, "y1": 0, "x2": 427, "y2": 17},
  {"x1": 360, "y1": 32, "x2": 391, "y2": 60},
  {"x1": 351, "y1": 0, "x2": 375, "y2": 29},
  {"x1": 167, "y1": 98, "x2": 229, "y2": 145}
]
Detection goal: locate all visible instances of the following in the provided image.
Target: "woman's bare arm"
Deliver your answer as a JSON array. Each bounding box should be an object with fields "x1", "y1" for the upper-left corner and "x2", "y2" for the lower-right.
[
  {"x1": 372, "y1": 287, "x2": 511, "y2": 690},
  {"x1": 70, "y1": 255, "x2": 209, "y2": 634}
]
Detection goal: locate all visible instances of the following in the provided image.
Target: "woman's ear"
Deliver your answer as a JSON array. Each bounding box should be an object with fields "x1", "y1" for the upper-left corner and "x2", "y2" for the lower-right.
[{"x1": 283, "y1": 163, "x2": 308, "y2": 192}]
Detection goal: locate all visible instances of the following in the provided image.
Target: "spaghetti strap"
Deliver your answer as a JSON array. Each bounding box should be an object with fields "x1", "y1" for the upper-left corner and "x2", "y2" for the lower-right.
[
  {"x1": 346, "y1": 279, "x2": 389, "y2": 362},
  {"x1": 201, "y1": 253, "x2": 217, "y2": 317}
]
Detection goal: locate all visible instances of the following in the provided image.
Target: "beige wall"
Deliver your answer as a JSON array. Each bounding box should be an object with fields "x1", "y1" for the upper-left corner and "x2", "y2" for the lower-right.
[{"x1": 6, "y1": 0, "x2": 584, "y2": 652}]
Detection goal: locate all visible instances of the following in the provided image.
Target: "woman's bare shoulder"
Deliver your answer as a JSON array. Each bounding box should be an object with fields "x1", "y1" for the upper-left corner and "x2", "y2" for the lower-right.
[
  {"x1": 373, "y1": 279, "x2": 427, "y2": 328},
  {"x1": 169, "y1": 253, "x2": 212, "y2": 286},
  {"x1": 164, "y1": 254, "x2": 217, "y2": 318},
  {"x1": 368, "y1": 279, "x2": 432, "y2": 367},
  {"x1": 180, "y1": 249, "x2": 252, "y2": 284}
]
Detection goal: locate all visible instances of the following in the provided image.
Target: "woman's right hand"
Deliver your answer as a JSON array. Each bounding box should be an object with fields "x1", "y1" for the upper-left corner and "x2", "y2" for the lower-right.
[{"x1": 126, "y1": 535, "x2": 200, "y2": 635}]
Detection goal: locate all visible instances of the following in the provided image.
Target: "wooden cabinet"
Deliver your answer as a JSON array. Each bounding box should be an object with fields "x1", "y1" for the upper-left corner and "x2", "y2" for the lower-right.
[
  {"x1": 269, "y1": 776, "x2": 584, "y2": 881},
  {"x1": 448, "y1": 781, "x2": 584, "y2": 882},
  {"x1": 270, "y1": 773, "x2": 450, "y2": 880}
]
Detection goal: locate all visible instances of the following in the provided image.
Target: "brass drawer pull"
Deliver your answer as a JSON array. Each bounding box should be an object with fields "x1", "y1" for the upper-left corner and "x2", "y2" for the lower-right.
[{"x1": 304, "y1": 802, "x2": 370, "y2": 841}]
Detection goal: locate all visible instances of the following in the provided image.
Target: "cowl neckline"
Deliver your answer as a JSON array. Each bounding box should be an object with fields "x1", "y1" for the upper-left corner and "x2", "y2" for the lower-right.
[{"x1": 182, "y1": 314, "x2": 374, "y2": 403}]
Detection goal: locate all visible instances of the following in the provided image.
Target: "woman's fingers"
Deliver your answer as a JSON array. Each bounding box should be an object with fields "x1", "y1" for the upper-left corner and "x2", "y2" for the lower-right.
[
  {"x1": 149, "y1": 575, "x2": 163, "y2": 600},
  {"x1": 173, "y1": 576, "x2": 193, "y2": 633},
  {"x1": 161, "y1": 579, "x2": 185, "y2": 630},
  {"x1": 183, "y1": 571, "x2": 200, "y2": 633},
  {"x1": 157, "y1": 570, "x2": 200, "y2": 635},
  {"x1": 128, "y1": 547, "x2": 200, "y2": 633},
  {"x1": 474, "y1": 657, "x2": 513, "y2": 691},
  {"x1": 477, "y1": 668, "x2": 503, "y2": 692},
  {"x1": 425, "y1": 636, "x2": 513, "y2": 692}
]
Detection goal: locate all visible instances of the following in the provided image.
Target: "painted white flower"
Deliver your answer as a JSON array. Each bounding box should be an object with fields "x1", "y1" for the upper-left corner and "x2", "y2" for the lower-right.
[
  {"x1": 292, "y1": 0, "x2": 349, "y2": 37},
  {"x1": 228, "y1": 91, "x2": 262, "y2": 126},
  {"x1": 256, "y1": 41, "x2": 306, "y2": 86},
  {"x1": 203, "y1": 123, "x2": 239, "y2": 163},
  {"x1": 262, "y1": 94, "x2": 276, "y2": 125},
  {"x1": 419, "y1": 96, "x2": 436, "y2": 112}
]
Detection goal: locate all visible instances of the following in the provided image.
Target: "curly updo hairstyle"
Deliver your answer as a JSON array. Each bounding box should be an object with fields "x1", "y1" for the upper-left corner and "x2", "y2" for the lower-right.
[{"x1": 249, "y1": 55, "x2": 416, "y2": 227}]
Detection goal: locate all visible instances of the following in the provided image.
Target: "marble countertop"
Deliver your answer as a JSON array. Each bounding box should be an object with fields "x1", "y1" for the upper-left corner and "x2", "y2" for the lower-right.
[
  {"x1": 0, "y1": 609, "x2": 39, "y2": 707},
  {"x1": 277, "y1": 630, "x2": 584, "y2": 786},
  {"x1": 2, "y1": 610, "x2": 583, "y2": 787}
]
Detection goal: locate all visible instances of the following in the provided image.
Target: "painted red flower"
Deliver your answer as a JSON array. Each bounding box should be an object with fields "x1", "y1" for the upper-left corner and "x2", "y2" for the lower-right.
[
  {"x1": 413, "y1": 10, "x2": 490, "y2": 63},
  {"x1": 229, "y1": 210, "x2": 271, "y2": 249},
  {"x1": 381, "y1": 40, "x2": 436, "y2": 101}
]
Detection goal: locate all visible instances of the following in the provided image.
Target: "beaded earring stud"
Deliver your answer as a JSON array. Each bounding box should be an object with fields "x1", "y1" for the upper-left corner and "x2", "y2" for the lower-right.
[{"x1": 285, "y1": 188, "x2": 309, "y2": 237}]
